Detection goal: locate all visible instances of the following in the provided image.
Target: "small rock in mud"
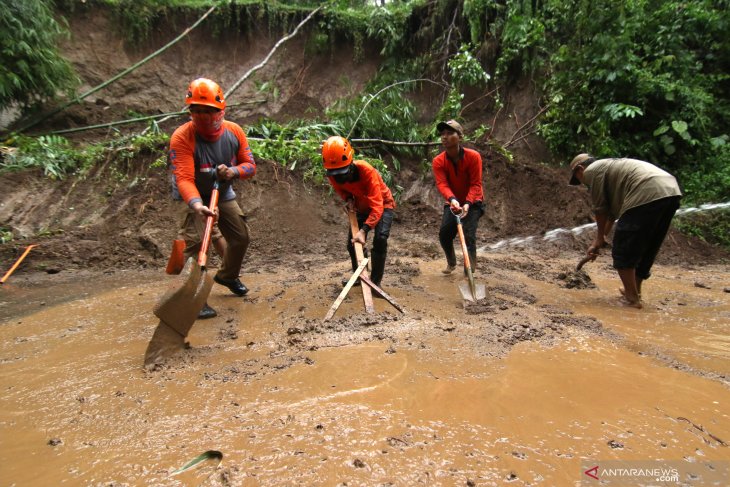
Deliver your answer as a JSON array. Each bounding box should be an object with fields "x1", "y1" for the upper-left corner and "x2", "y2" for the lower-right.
[
  {"x1": 219, "y1": 327, "x2": 238, "y2": 340},
  {"x1": 352, "y1": 458, "x2": 366, "y2": 468},
  {"x1": 724, "y1": 287, "x2": 730, "y2": 293},
  {"x1": 47, "y1": 438, "x2": 63, "y2": 446},
  {"x1": 464, "y1": 297, "x2": 494, "y2": 314},
  {"x1": 694, "y1": 281, "x2": 710, "y2": 289},
  {"x1": 556, "y1": 269, "x2": 595, "y2": 289},
  {"x1": 607, "y1": 439, "x2": 624, "y2": 449}
]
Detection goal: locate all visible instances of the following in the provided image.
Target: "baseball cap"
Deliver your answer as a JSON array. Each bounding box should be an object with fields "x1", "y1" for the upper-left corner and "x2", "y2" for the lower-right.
[
  {"x1": 569, "y1": 153, "x2": 593, "y2": 185},
  {"x1": 436, "y1": 120, "x2": 464, "y2": 135}
]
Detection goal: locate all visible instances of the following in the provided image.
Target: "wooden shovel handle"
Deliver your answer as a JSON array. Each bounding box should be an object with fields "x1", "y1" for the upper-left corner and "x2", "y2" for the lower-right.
[
  {"x1": 198, "y1": 182, "x2": 220, "y2": 268},
  {"x1": 455, "y1": 215, "x2": 471, "y2": 271},
  {"x1": 348, "y1": 209, "x2": 374, "y2": 313}
]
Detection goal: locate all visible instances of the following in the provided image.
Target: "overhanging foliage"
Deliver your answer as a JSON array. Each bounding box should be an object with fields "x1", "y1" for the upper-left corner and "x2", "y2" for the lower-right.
[{"x1": 0, "y1": 0, "x2": 78, "y2": 110}]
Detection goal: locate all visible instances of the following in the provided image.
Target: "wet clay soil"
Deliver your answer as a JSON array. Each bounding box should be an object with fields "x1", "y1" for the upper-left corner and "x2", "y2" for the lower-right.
[
  {"x1": 2, "y1": 7, "x2": 730, "y2": 484},
  {"x1": 1, "y1": 251, "x2": 729, "y2": 486}
]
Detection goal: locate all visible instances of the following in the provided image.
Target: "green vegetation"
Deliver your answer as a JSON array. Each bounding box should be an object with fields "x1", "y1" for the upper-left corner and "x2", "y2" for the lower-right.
[
  {"x1": 489, "y1": 0, "x2": 730, "y2": 204},
  {"x1": 2, "y1": 0, "x2": 728, "y2": 246},
  {"x1": 0, "y1": 0, "x2": 78, "y2": 110},
  {"x1": 2, "y1": 129, "x2": 168, "y2": 180},
  {"x1": 2, "y1": 135, "x2": 80, "y2": 179},
  {"x1": 0, "y1": 227, "x2": 13, "y2": 244},
  {"x1": 674, "y1": 209, "x2": 730, "y2": 248}
]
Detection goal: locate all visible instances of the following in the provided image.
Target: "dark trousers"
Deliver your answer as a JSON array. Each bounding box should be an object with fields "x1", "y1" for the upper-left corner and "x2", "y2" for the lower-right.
[
  {"x1": 348, "y1": 208, "x2": 394, "y2": 286},
  {"x1": 612, "y1": 196, "x2": 681, "y2": 280},
  {"x1": 439, "y1": 203, "x2": 483, "y2": 270}
]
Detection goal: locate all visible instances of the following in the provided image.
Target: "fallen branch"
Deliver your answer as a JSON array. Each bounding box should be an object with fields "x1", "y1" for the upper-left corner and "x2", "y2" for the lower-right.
[
  {"x1": 440, "y1": 6, "x2": 460, "y2": 84},
  {"x1": 458, "y1": 86, "x2": 500, "y2": 118},
  {"x1": 488, "y1": 103, "x2": 502, "y2": 140},
  {"x1": 147, "y1": 6, "x2": 323, "y2": 133},
  {"x1": 246, "y1": 136, "x2": 441, "y2": 148},
  {"x1": 504, "y1": 104, "x2": 549, "y2": 147},
  {"x1": 32, "y1": 100, "x2": 266, "y2": 137},
  {"x1": 346, "y1": 79, "x2": 448, "y2": 139},
  {"x1": 226, "y1": 6, "x2": 323, "y2": 97},
  {"x1": 350, "y1": 138, "x2": 441, "y2": 147},
  {"x1": 17, "y1": 5, "x2": 218, "y2": 134},
  {"x1": 504, "y1": 127, "x2": 538, "y2": 149}
]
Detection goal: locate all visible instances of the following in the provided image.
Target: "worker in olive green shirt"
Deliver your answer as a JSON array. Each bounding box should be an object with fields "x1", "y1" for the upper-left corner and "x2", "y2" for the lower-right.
[{"x1": 569, "y1": 154, "x2": 682, "y2": 308}]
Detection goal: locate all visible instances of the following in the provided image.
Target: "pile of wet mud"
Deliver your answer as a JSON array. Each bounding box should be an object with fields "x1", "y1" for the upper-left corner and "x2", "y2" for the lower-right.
[{"x1": 555, "y1": 268, "x2": 596, "y2": 289}]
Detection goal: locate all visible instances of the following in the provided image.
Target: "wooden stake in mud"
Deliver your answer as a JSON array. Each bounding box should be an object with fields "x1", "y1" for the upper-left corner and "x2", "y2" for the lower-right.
[
  {"x1": 349, "y1": 210, "x2": 375, "y2": 314},
  {"x1": 324, "y1": 258, "x2": 369, "y2": 321},
  {"x1": 358, "y1": 273, "x2": 404, "y2": 313},
  {"x1": 323, "y1": 210, "x2": 405, "y2": 321}
]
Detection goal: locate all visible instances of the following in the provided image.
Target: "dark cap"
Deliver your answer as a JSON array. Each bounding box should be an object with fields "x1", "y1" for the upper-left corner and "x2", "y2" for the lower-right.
[
  {"x1": 569, "y1": 153, "x2": 593, "y2": 185},
  {"x1": 436, "y1": 120, "x2": 464, "y2": 136}
]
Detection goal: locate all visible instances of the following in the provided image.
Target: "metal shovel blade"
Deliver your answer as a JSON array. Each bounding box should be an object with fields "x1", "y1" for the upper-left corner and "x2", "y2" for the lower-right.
[
  {"x1": 152, "y1": 257, "x2": 214, "y2": 338},
  {"x1": 144, "y1": 319, "x2": 187, "y2": 367},
  {"x1": 459, "y1": 282, "x2": 487, "y2": 302},
  {"x1": 459, "y1": 268, "x2": 487, "y2": 302}
]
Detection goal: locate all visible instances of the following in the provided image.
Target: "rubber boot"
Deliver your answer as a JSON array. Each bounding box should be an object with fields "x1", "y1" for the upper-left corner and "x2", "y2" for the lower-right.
[
  {"x1": 198, "y1": 303, "x2": 217, "y2": 320},
  {"x1": 369, "y1": 250, "x2": 386, "y2": 287}
]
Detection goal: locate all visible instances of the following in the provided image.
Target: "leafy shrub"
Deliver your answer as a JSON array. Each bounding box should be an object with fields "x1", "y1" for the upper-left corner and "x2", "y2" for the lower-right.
[
  {"x1": 0, "y1": 0, "x2": 78, "y2": 110},
  {"x1": 449, "y1": 44, "x2": 490, "y2": 87},
  {"x1": 2, "y1": 135, "x2": 78, "y2": 179},
  {"x1": 674, "y1": 209, "x2": 730, "y2": 248},
  {"x1": 533, "y1": 0, "x2": 729, "y2": 204},
  {"x1": 0, "y1": 227, "x2": 13, "y2": 244},
  {"x1": 1, "y1": 128, "x2": 169, "y2": 180}
]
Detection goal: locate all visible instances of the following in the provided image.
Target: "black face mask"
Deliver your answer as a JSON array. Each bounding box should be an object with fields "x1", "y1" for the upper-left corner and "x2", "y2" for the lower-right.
[
  {"x1": 333, "y1": 173, "x2": 350, "y2": 184},
  {"x1": 333, "y1": 165, "x2": 354, "y2": 184}
]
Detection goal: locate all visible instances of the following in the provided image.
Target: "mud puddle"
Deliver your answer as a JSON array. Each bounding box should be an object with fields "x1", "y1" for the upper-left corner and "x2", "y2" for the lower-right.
[
  {"x1": 529, "y1": 259, "x2": 730, "y2": 380},
  {"x1": 1, "y1": 254, "x2": 729, "y2": 485}
]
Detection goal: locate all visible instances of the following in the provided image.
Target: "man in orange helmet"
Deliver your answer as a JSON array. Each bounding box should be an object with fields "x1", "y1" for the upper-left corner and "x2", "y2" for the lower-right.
[
  {"x1": 432, "y1": 120, "x2": 485, "y2": 274},
  {"x1": 322, "y1": 136, "x2": 395, "y2": 289},
  {"x1": 169, "y1": 78, "x2": 256, "y2": 318}
]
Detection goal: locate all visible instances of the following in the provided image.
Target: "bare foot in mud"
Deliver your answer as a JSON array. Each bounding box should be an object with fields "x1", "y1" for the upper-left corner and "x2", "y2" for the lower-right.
[
  {"x1": 618, "y1": 295, "x2": 643, "y2": 309},
  {"x1": 619, "y1": 287, "x2": 642, "y2": 300}
]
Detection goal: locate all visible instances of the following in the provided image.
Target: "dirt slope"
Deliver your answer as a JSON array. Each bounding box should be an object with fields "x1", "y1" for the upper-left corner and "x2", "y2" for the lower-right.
[
  {"x1": 1, "y1": 9, "x2": 730, "y2": 485},
  {"x1": 1, "y1": 5, "x2": 727, "y2": 275}
]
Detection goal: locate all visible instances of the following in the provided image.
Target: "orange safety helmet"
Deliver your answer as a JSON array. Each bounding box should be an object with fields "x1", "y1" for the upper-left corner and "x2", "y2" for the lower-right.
[
  {"x1": 185, "y1": 78, "x2": 225, "y2": 110},
  {"x1": 322, "y1": 136, "x2": 354, "y2": 174}
]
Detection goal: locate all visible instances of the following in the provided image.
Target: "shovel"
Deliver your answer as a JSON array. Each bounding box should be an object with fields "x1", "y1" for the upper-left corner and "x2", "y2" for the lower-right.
[
  {"x1": 454, "y1": 209, "x2": 486, "y2": 302},
  {"x1": 144, "y1": 181, "x2": 219, "y2": 366},
  {"x1": 575, "y1": 241, "x2": 609, "y2": 271},
  {"x1": 575, "y1": 253, "x2": 597, "y2": 271}
]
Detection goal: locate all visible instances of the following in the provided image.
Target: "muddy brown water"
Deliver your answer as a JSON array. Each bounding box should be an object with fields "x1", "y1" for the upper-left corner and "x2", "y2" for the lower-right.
[{"x1": 1, "y1": 253, "x2": 729, "y2": 485}]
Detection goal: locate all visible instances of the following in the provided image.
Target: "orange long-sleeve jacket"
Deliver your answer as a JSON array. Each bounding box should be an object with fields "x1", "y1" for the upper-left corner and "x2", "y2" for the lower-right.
[
  {"x1": 169, "y1": 120, "x2": 256, "y2": 206},
  {"x1": 432, "y1": 146, "x2": 484, "y2": 205},
  {"x1": 328, "y1": 160, "x2": 395, "y2": 230}
]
